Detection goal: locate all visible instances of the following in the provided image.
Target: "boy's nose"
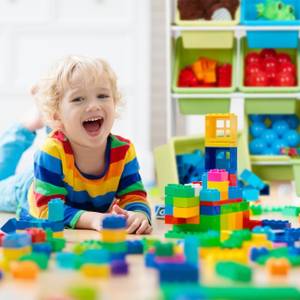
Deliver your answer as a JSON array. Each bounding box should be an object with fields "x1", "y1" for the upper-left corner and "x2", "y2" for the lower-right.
[{"x1": 86, "y1": 99, "x2": 101, "y2": 112}]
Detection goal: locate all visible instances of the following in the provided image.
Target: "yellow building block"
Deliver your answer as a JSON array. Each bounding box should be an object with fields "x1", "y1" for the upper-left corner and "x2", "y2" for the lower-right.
[
  {"x1": 220, "y1": 191, "x2": 228, "y2": 200},
  {"x1": 173, "y1": 206, "x2": 199, "y2": 218},
  {"x1": 53, "y1": 231, "x2": 64, "y2": 238},
  {"x1": 220, "y1": 230, "x2": 232, "y2": 241},
  {"x1": 206, "y1": 248, "x2": 247, "y2": 264},
  {"x1": 208, "y1": 181, "x2": 229, "y2": 191},
  {"x1": 3, "y1": 246, "x2": 31, "y2": 261},
  {"x1": 81, "y1": 264, "x2": 110, "y2": 278},
  {"x1": 101, "y1": 229, "x2": 126, "y2": 243},
  {"x1": 243, "y1": 240, "x2": 273, "y2": 252},
  {"x1": 199, "y1": 247, "x2": 219, "y2": 259},
  {"x1": 205, "y1": 113, "x2": 237, "y2": 147}
]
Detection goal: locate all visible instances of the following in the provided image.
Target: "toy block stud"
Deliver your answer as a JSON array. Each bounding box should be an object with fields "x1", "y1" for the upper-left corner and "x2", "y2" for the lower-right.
[
  {"x1": 208, "y1": 169, "x2": 228, "y2": 181},
  {"x1": 102, "y1": 215, "x2": 126, "y2": 229}
]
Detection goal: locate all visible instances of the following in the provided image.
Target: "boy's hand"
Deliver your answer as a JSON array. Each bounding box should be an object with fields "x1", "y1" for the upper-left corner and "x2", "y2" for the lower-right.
[{"x1": 112, "y1": 205, "x2": 152, "y2": 235}]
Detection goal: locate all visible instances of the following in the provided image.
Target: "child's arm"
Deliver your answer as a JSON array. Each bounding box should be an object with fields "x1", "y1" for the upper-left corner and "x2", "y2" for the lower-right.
[{"x1": 116, "y1": 142, "x2": 152, "y2": 234}]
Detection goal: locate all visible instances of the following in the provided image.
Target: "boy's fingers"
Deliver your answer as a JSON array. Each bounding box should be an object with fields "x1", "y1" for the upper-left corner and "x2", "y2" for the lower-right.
[
  {"x1": 136, "y1": 220, "x2": 149, "y2": 235},
  {"x1": 146, "y1": 225, "x2": 153, "y2": 234},
  {"x1": 127, "y1": 219, "x2": 140, "y2": 234},
  {"x1": 112, "y1": 204, "x2": 129, "y2": 218}
]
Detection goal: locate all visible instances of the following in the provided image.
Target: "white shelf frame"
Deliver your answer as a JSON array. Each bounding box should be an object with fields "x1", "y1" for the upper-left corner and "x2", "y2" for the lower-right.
[{"x1": 165, "y1": 0, "x2": 300, "y2": 139}]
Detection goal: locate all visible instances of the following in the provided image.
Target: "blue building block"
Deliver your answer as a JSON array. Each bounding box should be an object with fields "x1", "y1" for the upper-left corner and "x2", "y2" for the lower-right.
[
  {"x1": 102, "y1": 215, "x2": 126, "y2": 229},
  {"x1": 82, "y1": 249, "x2": 110, "y2": 264},
  {"x1": 250, "y1": 247, "x2": 269, "y2": 262},
  {"x1": 200, "y1": 205, "x2": 220, "y2": 215},
  {"x1": 200, "y1": 189, "x2": 220, "y2": 201},
  {"x1": 242, "y1": 187, "x2": 259, "y2": 201},
  {"x1": 0, "y1": 218, "x2": 17, "y2": 233},
  {"x1": 240, "y1": 169, "x2": 265, "y2": 191},
  {"x1": 260, "y1": 184, "x2": 270, "y2": 196},
  {"x1": 154, "y1": 204, "x2": 165, "y2": 219},
  {"x1": 202, "y1": 173, "x2": 208, "y2": 189},
  {"x1": 267, "y1": 230, "x2": 286, "y2": 243},
  {"x1": 48, "y1": 198, "x2": 64, "y2": 222},
  {"x1": 205, "y1": 147, "x2": 237, "y2": 174},
  {"x1": 3, "y1": 232, "x2": 31, "y2": 248},
  {"x1": 184, "y1": 237, "x2": 199, "y2": 266},
  {"x1": 262, "y1": 219, "x2": 291, "y2": 230},
  {"x1": 158, "y1": 263, "x2": 199, "y2": 284},
  {"x1": 126, "y1": 240, "x2": 144, "y2": 254},
  {"x1": 289, "y1": 247, "x2": 300, "y2": 256},
  {"x1": 165, "y1": 205, "x2": 173, "y2": 215},
  {"x1": 145, "y1": 252, "x2": 157, "y2": 268},
  {"x1": 228, "y1": 187, "x2": 243, "y2": 199},
  {"x1": 56, "y1": 252, "x2": 81, "y2": 269},
  {"x1": 32, "y1": 242, "x2": 52, "y2": 256}
]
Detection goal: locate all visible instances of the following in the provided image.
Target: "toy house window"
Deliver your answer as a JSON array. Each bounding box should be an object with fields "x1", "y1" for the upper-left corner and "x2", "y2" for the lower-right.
[{"x1": 216, "y1": 119, "x2": 231, "y2": 137}]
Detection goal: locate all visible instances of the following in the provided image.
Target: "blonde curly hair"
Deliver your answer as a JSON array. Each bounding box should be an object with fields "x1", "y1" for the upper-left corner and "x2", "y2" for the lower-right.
[{"x1": 32, "y1": 55, "x2": 122, "y2": 128}]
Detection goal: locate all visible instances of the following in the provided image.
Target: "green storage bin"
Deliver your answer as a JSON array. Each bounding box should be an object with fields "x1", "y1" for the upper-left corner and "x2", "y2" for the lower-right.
[
  {"x1": 154, "y1": 134, "x2": 250, "y2": 197},
  {"x1": 178, "y1": 98, "x2": 230, "y2": 115},
  {"x1": 173, "y1": 37, "x2": 237, "y2": 94},
  {"x1": 175, "y1": 7, "x2": 240, "y2": 49},
  {"x1": 239, "y1": 38, "x2": 300, "y2": 93}
]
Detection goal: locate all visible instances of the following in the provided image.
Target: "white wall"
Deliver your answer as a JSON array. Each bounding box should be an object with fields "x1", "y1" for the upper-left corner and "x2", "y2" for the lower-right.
[{"x1": 0, "y1": 0, "x2": 153, "y2": 183}]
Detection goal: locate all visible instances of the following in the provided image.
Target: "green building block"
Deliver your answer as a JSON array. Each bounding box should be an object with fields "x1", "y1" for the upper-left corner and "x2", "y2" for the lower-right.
[
  {"x1": 67, "y1": 285, "x2": 98, "y2": 300},
  {"x1": 19, "y1": 253, "x2": 49, "y2": 270},
  {"x1": 230, "y1": 229, "x2": 252, "y2": 241},
  {"x1": 240, "y1": 200, "x2": 250, "y2": 211},
  {"x1": 48, "y1": 237, "x2": 66, "y2": 252},
  {"x1": 221, "y1": 237, "x2": 243, "y2": 249},
  {"x1": 165, "y1": 184, "x2": 195, "y2": 197},
  {"x1": 73, "y1": 240, "x2": 103, "y2": 255},
  {"x1": 199, "y1": 215, "x2": 220, "y2": 231},
  {"x1": 173, "y1": 223, "x2": 202, "y2": 232},
  {"x1": 173, "y1": 196, "x2": 199, "y2": 208},
  {"x1": 102, "y1": 241, "x2": 127, "y2": 253},
  {"x1": 250, "y1": 205, "x2": 263, "y2": 215},
  {"x1": 155, "y1": 242, "x2": 174, "y2": 256},
  {"x1": 282, "y1": 206, "x2": 300, "y2": 217},
  {"x1": 215, "y1": 261, "x2": 252, "y2": 282}
]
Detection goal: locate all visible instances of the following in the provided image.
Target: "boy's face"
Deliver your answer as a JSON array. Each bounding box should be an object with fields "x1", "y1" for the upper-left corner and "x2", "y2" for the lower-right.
[{"x1": 56, "y1": 70, "x2": 116, "y2": 149}]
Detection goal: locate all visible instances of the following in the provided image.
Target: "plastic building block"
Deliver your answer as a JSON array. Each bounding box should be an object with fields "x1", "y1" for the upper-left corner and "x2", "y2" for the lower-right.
[
  {"x1": 73, "y1": 240, "x2": 103, "y2": 255},
  {"x1": 0, "y1": 232, "x2": 5, "y2": 247},
  {"x1": 111, "y1": 260, "x2": 129, "y2": 275},
  {"x1": 126, "y1": 240, "x2": 143, "y2": 254},
  {"x1": 184, "y1": 237, "x2": 198, "y2": 266},
  {"x1": 173, "y1": 206, "x2": 199, "y2": 218},
  {"x1": 208, "y1": 180, "x2": 229, "y2": 191},
  {"x1": 240, "y1": 169, "x2": 265, "y2": 190},
  {"x1": 158, "y1": 263, "x2": 199, "y2": 283},
  {"x1": 208, "y1": 169, "x2": 228, "y2": 181},
  {"x1": 3, "y1": 232, "x2": 31, "y2": 248},
  {"x1": 155, "y1": 254, "x2": 185, "y2": 264},
  {"x1": 266, "y1": 258, "x2": 291, "y2": 276},
  {"x1": 0, "y1": 218, "x2": 17, "y2": 233},
  {"x1": 102, "y1": 215, "x2": 126, "y2": 229},
  {"x1": 48, "y1": 237, "x2": 66, "y2": 252},
  {"x1": 200, "y1": 189, "x2": 220, "y2": 201},
  {"x1": 205, "y1": 114, "x2": 237, "y2": 147},
  {"x1": 215, "y1": 261, "x2": 252, "y2": 282},
  {"x1": 102, "y1": 229, "x2": 126, "y2": 243},
  {"x1": 145, "y1": 251, "x2": 157, "y2": 268},
  {"x1": 154, "y1": 204, "x2": 165, "y2": 219},
  {"x1": 242, "y1": 187, "x2": 259, "y2": 201},
  {"x1": 56, "y1": 252, "x2": 82, "y2": 269},
  {"x1": 155, "y1": 242, "x2": 174, "y2": 257},
  {"x1": 48, "y1": 198, "x2": 64, "y2": 222},
  {"x1": 66, "y1": 285, "x2": 98, "y2": 300},
  {"x1": 82, "y1": 249, "x2": 110, "y2": 264},
  {"x1": 165, "y1": 184, "x2": 195, "y2": 197},
  {"x1": 10, "y1": 261, "x2": 39, "y2": 280},
  {"x1": 250, "y1": 247, "x2": 270, "y2": 262},
  {"x1": 260, "y1": 183, "x2": 270, "y2": 195},
  {"x1": 165, "y1": 205, "x2": 173, "y2": 215},
  {"x1": 26, "y1": 228, "x2": 46, "y2": 243},
  {"x1": 165, "y1": 215, "x2": 186, "y2": 225},
  {"x1": 228, "y1": 187, "x2": 242, "y2": 199},
  {"x1": 102, "y1": 241, "x2": 127, "y2": 253},
  {"x1": 262, "y1": 219, "x2": 291, "y2": 230},
  {"x1": 282, "y1": 206, "x2": 300, "y2": 217},
  {"x1": 173, "y1": 196, "x2": 199, "y2": 207},
  {"x1": 19, "y1": 253, "x2": 48, "y2": 270},
  {"x1": 229, "y1": 173, "x2": 237, "y2": 186},
  {"x1": 201, "y1": 205, "x2": 220, "y2": 215},
  {"x1": 80, "y1": 264, "x2": 110, "y2": 278}
]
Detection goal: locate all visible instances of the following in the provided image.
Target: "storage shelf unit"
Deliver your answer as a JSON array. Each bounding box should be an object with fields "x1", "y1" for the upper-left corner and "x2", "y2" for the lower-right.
[{"x1": 164, "y1": 0, "x2": 300, "y2": 195}]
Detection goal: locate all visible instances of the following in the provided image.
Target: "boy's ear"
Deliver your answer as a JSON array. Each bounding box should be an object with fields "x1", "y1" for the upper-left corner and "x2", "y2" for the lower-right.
[{"x1": 51, "y1": 112, "x2": 64, "y2": 130}]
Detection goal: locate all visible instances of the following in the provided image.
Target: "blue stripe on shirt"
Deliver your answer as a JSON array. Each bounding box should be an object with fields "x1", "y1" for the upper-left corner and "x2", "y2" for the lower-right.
[
  {"x1": 34, "y1": 151, "x2": 62, "y2": 175},
  {"x1": 34, "y1": 163, "x2": 64, "y2": 187}
]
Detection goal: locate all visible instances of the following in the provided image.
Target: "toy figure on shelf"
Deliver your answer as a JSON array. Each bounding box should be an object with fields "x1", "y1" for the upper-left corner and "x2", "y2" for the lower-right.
[{"x1": 256, "y1": 0, "x2": 296, "y2": 21}]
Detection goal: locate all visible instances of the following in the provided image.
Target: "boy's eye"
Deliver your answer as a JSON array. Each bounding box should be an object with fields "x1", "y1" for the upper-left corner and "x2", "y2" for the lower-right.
[
  {"x1": 71, "y1": 97, "x2": 84, "y2": 102},
  {"x1": 97, "y1": 94, "x2": 109, "y2": 99}
]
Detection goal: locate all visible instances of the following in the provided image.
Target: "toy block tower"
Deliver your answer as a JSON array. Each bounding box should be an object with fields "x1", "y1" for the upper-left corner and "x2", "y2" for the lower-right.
[{"x1": 165, "y1": 113, "x2": 251, "y2": 236}]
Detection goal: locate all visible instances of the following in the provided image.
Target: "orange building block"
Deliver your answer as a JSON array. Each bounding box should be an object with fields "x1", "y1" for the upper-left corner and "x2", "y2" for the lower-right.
[
  {"x1": 10, "y1": 261, "x2": 39, "y2": 280},
  {"x1": 266, "y1": 258, "x2": 290, "y2": 276},
  {"x1": 102, "y1": 229, "x2": 126, "y2": 243},
  {"x1": 185, "y1": 215, "x2": 200, "y2": 224}
]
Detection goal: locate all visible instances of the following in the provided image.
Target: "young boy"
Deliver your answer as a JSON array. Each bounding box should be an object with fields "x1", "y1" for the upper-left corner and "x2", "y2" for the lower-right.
[{"x1": 0, "y1": 56, "x2": 152, "y2": 234}]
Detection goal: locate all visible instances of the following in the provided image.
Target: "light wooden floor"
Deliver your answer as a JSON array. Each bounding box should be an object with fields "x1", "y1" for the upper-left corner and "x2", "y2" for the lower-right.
[{"x1": 0, "y1": 182, "x2": 300, "y2": 300}]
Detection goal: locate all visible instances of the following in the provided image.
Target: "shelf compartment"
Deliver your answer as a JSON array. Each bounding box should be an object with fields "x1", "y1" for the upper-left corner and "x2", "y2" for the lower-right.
[
  {"x1": 239, "y1": 38, "x2": 300, "y2": 93},
  {"x1": 241, "y1": 0, "x2": 300, "y2": 48},
  {"x1": 175, "y1": 6, "x2": 240, "y2": 49},
  {"x1": 173, "y1": 37, "x2": 237, "y2": 94}
]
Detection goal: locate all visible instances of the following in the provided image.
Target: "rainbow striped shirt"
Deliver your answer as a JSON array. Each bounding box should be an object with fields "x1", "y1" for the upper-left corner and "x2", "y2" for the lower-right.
[{"x1": 28, "y1": 130, "x2": 151, "y2": 228}]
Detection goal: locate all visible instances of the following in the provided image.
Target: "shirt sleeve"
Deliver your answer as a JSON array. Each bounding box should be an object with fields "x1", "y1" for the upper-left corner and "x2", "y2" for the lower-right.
[
  {"x1": 116, "y1": 142, "x2": 151, "y2": 221},
  {"x1": 30, "y1": 139, "x2": 84, "y2": 227}
]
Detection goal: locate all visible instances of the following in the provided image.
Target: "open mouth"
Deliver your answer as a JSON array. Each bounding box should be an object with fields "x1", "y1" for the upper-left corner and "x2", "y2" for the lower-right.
[{"x1": 82, "y1": 117, "x2": 104, "y2": 136}]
